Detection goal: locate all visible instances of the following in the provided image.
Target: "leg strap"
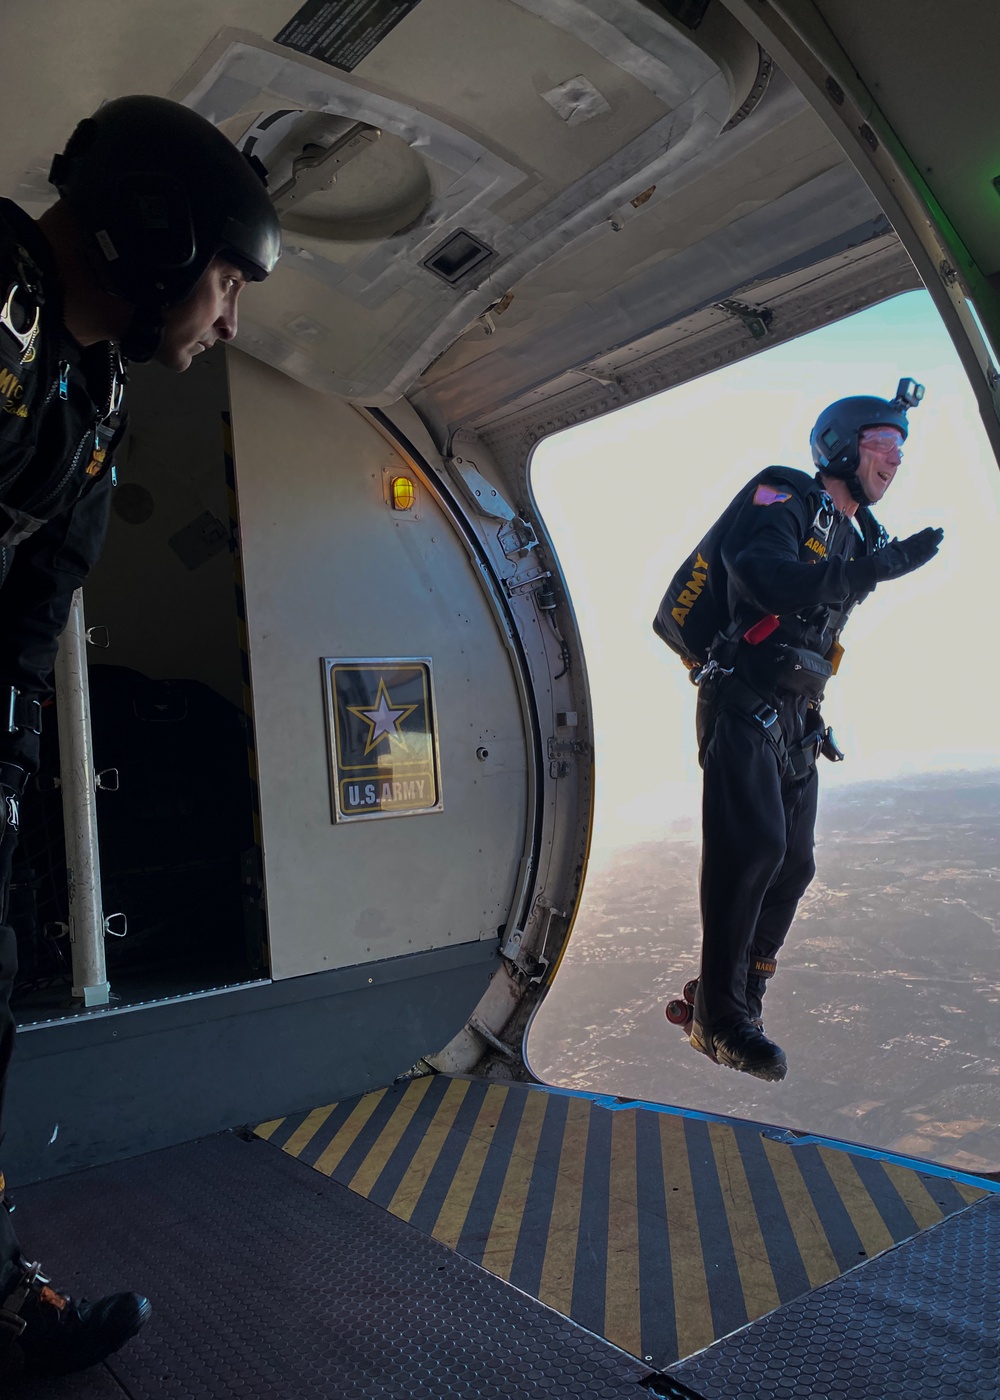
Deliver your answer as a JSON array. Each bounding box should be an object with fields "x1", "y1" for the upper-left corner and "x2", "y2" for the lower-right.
[
  {"x1": 718, "y1": 677, "x2": 786, "y2": 763},
  {"x1": 718, "y1": 677, "x2": 823, "y2": 782},
  {"x1": 750, "y1": 956, "x2": 778, "y2": 979}
]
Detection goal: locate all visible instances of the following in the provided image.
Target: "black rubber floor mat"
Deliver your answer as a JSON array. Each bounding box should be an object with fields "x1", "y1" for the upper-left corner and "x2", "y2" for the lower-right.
[
  {"x1": 10, "y1": 1371, "x2": 124, "y2": 1399},
  {"x1": 667, "y1": 1192, "x2": 1000, "y2": 1399},
  {"x1": 7, "y1": 1131, "x2": 655, "y2": 1398}
]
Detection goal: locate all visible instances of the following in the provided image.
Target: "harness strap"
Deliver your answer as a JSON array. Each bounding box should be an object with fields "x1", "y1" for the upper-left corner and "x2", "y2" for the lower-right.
[
  {"x1": 716, "y1": 675, "x2": 822, "y2": 781},
  {"x1": 4, "y1": 688, "x2": 41, "y2": 737}
]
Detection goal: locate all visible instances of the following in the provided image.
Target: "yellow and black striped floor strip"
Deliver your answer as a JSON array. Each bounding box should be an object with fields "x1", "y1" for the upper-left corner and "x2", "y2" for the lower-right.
[{"x1": 256, "y1": 1077, "x2": 990, "y2": 1369}]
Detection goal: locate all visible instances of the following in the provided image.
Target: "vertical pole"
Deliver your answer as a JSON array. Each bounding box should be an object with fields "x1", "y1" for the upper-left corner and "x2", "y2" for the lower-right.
[{"x1": 54, "y1": 589, "x2": 109, "y2": 1006}]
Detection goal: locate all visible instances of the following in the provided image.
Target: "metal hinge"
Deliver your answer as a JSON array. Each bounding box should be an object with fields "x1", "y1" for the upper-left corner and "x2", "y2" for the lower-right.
[
  {"x1": 548, "y1": 736, "x2": 590, "y2": 760},
  {"x1": 499, "y1": 927, "x2": 550, "y2": 983},
  {"x1": 547, "y1": 735, "x2": 590, "y2": 779},
  {"x1": 447, "y1": 456, "x2": 516, "y2": 520},
  {"x1": 500, "y1": 893, "x2": 566, "y2": 982},
  {"x1": 715, "y1": 298, "x2": 773, "y2": 340},
  {"x1": 506, "y1": 568, "x2": 551, "y2": 599},
  {"x1": 498, "y1": 516, "x2": 539, "y2": 560}
]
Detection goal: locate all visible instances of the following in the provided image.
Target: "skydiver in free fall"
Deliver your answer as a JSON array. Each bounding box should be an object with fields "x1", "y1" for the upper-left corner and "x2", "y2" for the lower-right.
[{"x1": 655, "y1": 380, "x2": 944, "y2": 1082}]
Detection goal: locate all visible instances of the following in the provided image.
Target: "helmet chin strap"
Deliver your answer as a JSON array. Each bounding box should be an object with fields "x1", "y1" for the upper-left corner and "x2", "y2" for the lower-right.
[
  {"x1": 844, "y1": 470, "x2": 873, "y2": 508},
  {"x1": 826, "y1": 442, "x2": 874, "y2": 509},
  {"x1": 119, "y1": 306, "x2": 164, "y2": 363}
]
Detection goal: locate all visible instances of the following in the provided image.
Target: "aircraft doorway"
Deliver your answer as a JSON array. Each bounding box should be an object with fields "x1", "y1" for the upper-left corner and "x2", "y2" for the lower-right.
[{"x1": 526, "y1": 290, "x2": 1000, "y2": 1175}]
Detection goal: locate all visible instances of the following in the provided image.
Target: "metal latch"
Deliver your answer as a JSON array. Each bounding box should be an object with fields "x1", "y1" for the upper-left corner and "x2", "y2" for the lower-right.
[
  {"x1": 547, "y1": 736, "x2": 591, "y2": 776},
  {"x1": 499, "y1": 927, "x2": 549, "y2": 982},
  {"x1": 500, "y1": 896, "x2": 565, "y2": 982},
  {"x1": 497, "y1": 516, "x2": 538, "y2": 560}
]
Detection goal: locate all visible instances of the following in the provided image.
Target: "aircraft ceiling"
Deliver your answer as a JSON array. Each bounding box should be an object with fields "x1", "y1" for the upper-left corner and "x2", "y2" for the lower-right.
[{"x1": 2, "y1": 0, "x2": 996, "y2": 440}]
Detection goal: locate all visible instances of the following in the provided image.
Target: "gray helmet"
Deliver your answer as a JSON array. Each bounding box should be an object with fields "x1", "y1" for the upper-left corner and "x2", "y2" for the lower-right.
[
  {"x1": 810, "y1": 378, "x2": 923, "y2": 505},
  {"x1": 49, "y1": 95, "x2": 281, "y2": 359}
]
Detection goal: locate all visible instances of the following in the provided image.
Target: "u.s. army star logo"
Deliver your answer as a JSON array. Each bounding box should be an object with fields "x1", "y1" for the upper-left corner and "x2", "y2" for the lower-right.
[
  {"x1": 346, "y1": 678, "x2": 418, "y2": 755},
  {"x1": 324, "y1": 658, "x2": 441, "y2": 821}
]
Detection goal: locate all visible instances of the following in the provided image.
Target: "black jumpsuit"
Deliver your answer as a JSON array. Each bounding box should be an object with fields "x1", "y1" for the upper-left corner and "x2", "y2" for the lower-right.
[
  {"x1": 688, "y1": 468, "x2": 879, "y2": 1036},
  {"x1": 0, "y1": 200, "x2": 124, "y2": 1298}
]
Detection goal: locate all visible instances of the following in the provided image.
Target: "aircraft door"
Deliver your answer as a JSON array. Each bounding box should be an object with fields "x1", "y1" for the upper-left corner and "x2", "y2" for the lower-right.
[{"x1": 227, "y1": 351, "x2": 530, "y2": 981}]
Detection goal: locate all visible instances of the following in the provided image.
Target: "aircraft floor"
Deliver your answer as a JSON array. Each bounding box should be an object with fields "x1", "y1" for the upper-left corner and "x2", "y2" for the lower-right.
[
  {"x1": 669, "y1": 1188, "x2": 1000, "y2": 1398},
  {"x1": 255, "y1": 1076, "x2": 991, "y2": 1372},
  {"x1": 7, "y1": 1129, "x2": 654, "y2": 1399},
  {"x1": 6, "y1": 1076, "x2": 996, "y2": 1397}
]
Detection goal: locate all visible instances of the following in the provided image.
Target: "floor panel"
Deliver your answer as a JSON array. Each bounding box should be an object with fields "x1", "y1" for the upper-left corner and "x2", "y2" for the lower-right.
[
  {"x1": 9, "y1": 1131, "x2": 654, "y2": 1399},
  {"x1": 667, "y1": 1191, "x2": 1000, "y2": 1399},
  {"x1": 257, "y1": 1077, "x2": 992, "y2": 1368}
]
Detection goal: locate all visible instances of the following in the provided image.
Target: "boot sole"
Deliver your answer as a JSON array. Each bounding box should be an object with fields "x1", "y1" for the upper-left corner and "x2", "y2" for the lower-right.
[{"x1": 716, "y1": 1051, "x2": 787, "y2": 1082}]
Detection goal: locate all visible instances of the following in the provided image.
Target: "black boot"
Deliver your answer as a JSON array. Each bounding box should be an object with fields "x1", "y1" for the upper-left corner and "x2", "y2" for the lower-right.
[
  {"x1": 745, "y1": 976, "x2": 767, "y2": 1028},
  {"x1": 689, "y1": 1018, "x2": 787, "y2": 1082},
  {"x1": 0, "y1": 1258, "x2": 150, "y2": 1377}
]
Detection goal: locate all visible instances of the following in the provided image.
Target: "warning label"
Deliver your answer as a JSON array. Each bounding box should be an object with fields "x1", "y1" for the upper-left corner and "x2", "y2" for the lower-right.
[{"x1": 275, "y1": 0, "x2": 423, "y2": 72}]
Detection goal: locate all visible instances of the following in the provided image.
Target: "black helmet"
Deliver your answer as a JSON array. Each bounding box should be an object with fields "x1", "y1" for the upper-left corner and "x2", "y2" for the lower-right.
[
  {"x1": 49, "y1": 95, "x2": 281, "y2": 359},
  {"x1": 810, "y1": 378, "x2": 924, "y2": 505}
]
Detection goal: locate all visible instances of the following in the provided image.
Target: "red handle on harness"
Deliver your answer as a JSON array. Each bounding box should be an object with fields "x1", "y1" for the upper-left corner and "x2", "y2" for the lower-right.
[{"x1": 743, "y1": 614, "x2": 780, "y2": 645}]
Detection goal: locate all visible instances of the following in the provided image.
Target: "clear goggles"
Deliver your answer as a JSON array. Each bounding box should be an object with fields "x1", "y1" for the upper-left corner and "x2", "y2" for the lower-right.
[{"x1": 859, "y1": 427, "x2": 904, "y2": 457}]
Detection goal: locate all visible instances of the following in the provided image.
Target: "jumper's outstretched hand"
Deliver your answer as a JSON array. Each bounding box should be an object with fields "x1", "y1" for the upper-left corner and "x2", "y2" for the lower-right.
[
  {"x1": 848, "y1": 526, "x2": 944, "y2": 590},
  {"x1": 872, "y1": 527, "x2": 944, "y2": 580}
]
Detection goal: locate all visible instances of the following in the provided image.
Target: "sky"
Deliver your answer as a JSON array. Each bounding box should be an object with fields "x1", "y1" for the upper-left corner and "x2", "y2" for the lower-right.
[{"x1": 530, "y1": 291, "x2": 1000, "y2": 862}]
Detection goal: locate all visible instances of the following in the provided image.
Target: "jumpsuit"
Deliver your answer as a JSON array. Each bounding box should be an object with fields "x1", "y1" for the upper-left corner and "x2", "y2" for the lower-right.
[
  {"x1": 684, "y1": 468, "x2": 880, "y2": 1036},
  {"x1": 0, "y1": 198, "x2": 124, "y2": 1297}
]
